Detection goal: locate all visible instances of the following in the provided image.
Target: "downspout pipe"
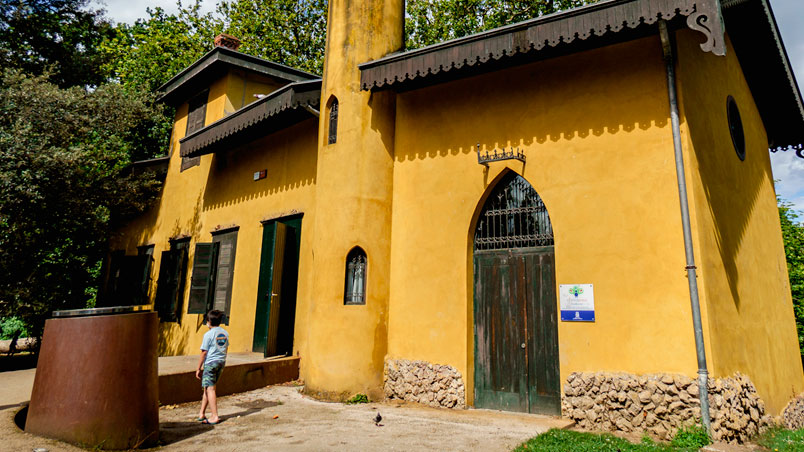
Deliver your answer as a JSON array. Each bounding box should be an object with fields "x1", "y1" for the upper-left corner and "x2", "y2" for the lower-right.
[{"x1": 658, "y1": 20, "x2": 712, "y2": 432}]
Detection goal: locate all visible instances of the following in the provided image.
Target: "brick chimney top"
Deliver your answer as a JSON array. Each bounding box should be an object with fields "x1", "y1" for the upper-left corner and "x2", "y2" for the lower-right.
[{"x1": 214, "y1": 33, "x2": 241, "y2": 51}]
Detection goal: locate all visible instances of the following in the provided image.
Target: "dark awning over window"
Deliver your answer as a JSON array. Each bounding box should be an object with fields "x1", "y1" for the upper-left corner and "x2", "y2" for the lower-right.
[
  {"x1": 179, "y1": 80, "x2": 321, "y2": 158},
  {"x1": 359, "y1": 0, "x2": 803, "y2": 148}
]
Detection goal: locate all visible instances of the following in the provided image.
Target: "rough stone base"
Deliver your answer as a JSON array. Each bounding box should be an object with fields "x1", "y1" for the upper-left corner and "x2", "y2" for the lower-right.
[
  {"x1": 782, "y1": 393, "x2": 804, "y2": 429},
  {"x1": 384, "y1": 359, "x2": 466, "y2": 409},
  {"x1": 562, "y1": 372, "x2": 772, "y2": 444}
]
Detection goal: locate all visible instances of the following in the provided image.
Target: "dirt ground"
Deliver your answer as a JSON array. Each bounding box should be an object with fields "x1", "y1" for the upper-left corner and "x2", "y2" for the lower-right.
[{"x1": 1, "y1": 384, "x2": 572, "y2": 451}]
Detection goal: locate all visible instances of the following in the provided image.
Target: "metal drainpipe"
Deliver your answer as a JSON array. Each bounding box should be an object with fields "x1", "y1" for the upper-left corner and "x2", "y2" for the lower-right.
[{"x1": 658, "y1": 20, "x2": 712, "y2": 432}]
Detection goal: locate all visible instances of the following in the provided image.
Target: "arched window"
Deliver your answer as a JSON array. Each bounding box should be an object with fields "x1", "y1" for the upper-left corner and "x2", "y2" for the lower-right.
[
  {"x1": 474, "y1": 172, "x2": 553, "y2": 250},
  {"x1": 344, "y1": 247, "x2": 366, "y2": 305},
  {"x1": 328, "y1": 97, "x2": 338, "y2": 145}
]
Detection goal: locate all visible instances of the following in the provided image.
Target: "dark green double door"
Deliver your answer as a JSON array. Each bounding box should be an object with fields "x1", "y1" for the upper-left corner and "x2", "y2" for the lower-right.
[
  {"x1": 474, "y1": 246, "x2": 560, "y2": 415},
  {"x1": 252, "y1": 216, "x2": 302, "y2": 357}
]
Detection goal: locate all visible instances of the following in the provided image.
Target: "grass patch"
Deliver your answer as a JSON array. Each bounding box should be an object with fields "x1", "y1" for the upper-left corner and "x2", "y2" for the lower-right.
[
  {"x1": 345, "y1": 393, "x2": 369, "y2": 404},
  {"x1": 757, "y1": 427, "x2": 804, "y2": 452},
  {"x1": 514, "y1": 429, "x2": 706, "y2": 452},
  {"x1": 669, "y1": 424, "x2": 710, "y2": 449}
]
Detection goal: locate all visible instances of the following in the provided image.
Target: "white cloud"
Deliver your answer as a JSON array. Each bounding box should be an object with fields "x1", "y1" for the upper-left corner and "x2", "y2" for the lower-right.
[{"x1": 771, "y1": 151, "x2": 804, "y2": 213}]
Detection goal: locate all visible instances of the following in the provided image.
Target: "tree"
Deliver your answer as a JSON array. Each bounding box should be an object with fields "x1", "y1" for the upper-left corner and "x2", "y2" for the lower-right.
[
  {"x1": 0, "y1": 0, "x2": 114, "y2": 87},
  {"x1": 218, "y1": 0, "x2": 327, "y2": 74},
  {"x1": 0, "y1": 70, "x2": 163, "y2": 338},
  {"x1": 101, "y1": 2, "x2": 221, "y2": 93},
  {"x1": 405, "y1": 0, "x2": 596, "y2": 49},
  {"x1": 778, "y1": 198, "x2": 804, "y2": 356}
]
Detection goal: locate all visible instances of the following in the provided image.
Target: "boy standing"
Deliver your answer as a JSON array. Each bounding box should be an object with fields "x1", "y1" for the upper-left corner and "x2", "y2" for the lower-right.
[{"x1": 195, "y1": 310, "x2": 229, "y2": 425}]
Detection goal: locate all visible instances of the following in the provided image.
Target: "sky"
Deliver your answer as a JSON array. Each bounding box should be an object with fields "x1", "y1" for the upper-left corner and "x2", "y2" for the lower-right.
[{"x1": 94, "y1": 0, "x2": 804, "y2": 212}]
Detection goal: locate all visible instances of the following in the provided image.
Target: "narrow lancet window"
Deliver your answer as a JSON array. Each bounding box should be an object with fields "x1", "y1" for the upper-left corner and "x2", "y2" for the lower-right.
[
  {"x1": 328, "y1": 97, "x2": 338, "y2": 145},
  {"x1": 344, "y1": 247, "x2": 366, "y2": 305}
]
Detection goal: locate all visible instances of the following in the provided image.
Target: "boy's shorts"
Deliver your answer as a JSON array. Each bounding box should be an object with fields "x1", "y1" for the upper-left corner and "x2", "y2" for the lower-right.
[{"x1": 201, "y1": 361, "x2": 225, "y2": 388}]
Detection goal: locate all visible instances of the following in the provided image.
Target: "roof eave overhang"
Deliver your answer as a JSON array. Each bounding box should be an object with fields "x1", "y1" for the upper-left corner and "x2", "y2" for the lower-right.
[
  {"x1": 179, "y1": 79, "x2": 322, "y2": 158},
  {"x1": 358, "y1": 0, "x2": 804, "y2": 148},
  {"x1": 359, "y1": 0, "x2": 726, "y2": 91},
  {"x1": 158, "y1": 47, "x2": 319, "y2": 107},
  {"x1": 722, "y1": 0, "x2": 804, "y2": 148}
]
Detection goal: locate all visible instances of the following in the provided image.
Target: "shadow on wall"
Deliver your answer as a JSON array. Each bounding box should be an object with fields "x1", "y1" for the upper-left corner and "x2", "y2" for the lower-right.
[
  {"x1": 158, "y1": 322, "x2": 190, "y2": 357},
  {"x1": 392, "y1": 37, "x2": 669, "y2": 163},
  {"x1": 201, "y1": 119, "x2": 318, "y2": 212},
  {"x1": 680, "y1": 40, "x2": 772, "y2": 312}
]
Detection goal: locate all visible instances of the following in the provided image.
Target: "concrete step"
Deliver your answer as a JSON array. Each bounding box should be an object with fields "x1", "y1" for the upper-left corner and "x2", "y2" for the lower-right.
[
  {"x1": 158, "y1": 354, "x2": 300, "y2": 405},
  {"x1": 0, "y1": 353, "x2": 300, "y2": 408}
]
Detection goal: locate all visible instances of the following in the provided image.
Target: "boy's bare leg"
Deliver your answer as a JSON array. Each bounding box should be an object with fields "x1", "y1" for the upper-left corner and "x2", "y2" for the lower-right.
[
  {"x1": 199, "y1": 388, "x2": 209, "y2": 419},
  {"x1": 207, "y1": 385, "x2": 219, "y2": 423}
]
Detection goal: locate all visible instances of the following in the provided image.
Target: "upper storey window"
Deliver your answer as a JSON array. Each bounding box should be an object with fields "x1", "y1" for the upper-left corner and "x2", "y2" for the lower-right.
[
  {"x1": 181, "y1": 89, "x2": 209, "y2": 171},
  {"x1": 328, "y1": 97, "x2": 338, "y2": 145}
]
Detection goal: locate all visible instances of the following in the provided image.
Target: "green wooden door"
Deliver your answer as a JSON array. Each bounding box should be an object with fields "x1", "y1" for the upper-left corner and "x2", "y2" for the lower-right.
[
  {"x1": 474, "y1": 246, "x2": 560, "y2": 415},
  {"x1": 252, "y1": 216, "x2": 302, "y2": 357},
  {"x1": 474, "y1": 250, "x2": 529, "y2": 412},
  {"x1": 520, "y1": 248, "x2": 561, "y2": 415}
]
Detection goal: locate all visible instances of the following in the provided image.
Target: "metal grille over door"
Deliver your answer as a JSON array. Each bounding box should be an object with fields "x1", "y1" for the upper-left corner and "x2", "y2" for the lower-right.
[
  {"x1": 474, "y1": 173, "x2": 553, "y2": 250},
  {"x1": 473, "y1": 171, "x2": 560, "y2": 415}
]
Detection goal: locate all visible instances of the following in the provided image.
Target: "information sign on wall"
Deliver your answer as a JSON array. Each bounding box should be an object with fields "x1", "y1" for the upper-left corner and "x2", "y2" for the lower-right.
[{"x1": 559, "y1": 284, "x2": 595, "y2": 322}]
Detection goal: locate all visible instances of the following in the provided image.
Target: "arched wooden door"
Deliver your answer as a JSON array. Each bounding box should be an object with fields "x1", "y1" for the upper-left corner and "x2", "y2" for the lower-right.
[{"x1": 473, "y1": 172, "x2": 560, "y2": 414}]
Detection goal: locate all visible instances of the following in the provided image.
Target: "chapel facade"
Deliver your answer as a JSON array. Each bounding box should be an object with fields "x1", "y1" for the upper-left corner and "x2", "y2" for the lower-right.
[{"x1": 107, "y1": 0, "x2": 804, "y2": 437}]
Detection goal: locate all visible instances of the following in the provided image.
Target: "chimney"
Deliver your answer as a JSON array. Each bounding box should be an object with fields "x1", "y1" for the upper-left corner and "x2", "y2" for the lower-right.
[{"x1": 214, "y1": 33, "x2": 241, "y2": 51}]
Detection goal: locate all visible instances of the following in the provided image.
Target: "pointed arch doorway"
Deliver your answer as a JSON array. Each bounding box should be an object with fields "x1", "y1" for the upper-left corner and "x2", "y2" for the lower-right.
[{"x1": 473, "y1": 172, "x2": 560, "y2": 415}]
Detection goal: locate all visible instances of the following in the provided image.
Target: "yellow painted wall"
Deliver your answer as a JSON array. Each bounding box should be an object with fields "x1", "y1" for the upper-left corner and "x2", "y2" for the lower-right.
[
  {"x1": 675, "y1": 30, "x2": 804, "y2": 414},
  {"x1": 387, "y1": 36, "x2": 702, "y2": 407},
  {"x1": 297, "y1": 0, "x2": 403, "y2": 399},
  {"x1": 223, "y1": 70, "x2": 286, "y2": 115},
  {"x1": 111, "y1": 71, "x2": 319, "y2": 357}
]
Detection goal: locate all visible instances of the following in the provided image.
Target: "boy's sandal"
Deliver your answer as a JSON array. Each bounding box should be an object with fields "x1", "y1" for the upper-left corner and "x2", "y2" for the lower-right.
[
  {"x1": 201, "y1": 419, "x2": 219, "y2": 425},
  {"x1": 196, "y1": 417, "x2": 206, "y2": 422}
]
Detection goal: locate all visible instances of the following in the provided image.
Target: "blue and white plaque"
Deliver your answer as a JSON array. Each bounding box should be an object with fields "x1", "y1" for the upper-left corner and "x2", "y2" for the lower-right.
[{"x1": 559, "y1": 284, "x2": 595, "y2": 322}]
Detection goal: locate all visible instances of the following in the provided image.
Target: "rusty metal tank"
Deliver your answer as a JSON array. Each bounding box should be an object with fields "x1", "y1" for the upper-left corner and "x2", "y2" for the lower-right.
[{"x1": 25, "y1": 307, "x2": 159, "y2": 449}]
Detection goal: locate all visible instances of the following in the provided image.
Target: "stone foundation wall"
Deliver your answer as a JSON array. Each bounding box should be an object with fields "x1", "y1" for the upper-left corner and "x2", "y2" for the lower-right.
[
  {"x1": 562, "y1": 372, "x2": 771, "y2": 443},
  {"x1": 384, "y1": 359, "x2": 466, "y2": 409},
  {"x1": 782, "y1": 394, "x2": 804, "y2": 430}
]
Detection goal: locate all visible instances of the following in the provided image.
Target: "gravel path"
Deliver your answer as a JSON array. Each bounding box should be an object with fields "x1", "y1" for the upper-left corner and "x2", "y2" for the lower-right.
[{"x1": 1, "y1": 384, "x2": 571, "y2": 451}]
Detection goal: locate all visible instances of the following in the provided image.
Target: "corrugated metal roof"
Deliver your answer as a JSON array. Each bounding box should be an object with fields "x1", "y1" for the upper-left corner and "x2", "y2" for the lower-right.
[{"x1": 179, "y1": 79, "x2": 321, "y2": 157}]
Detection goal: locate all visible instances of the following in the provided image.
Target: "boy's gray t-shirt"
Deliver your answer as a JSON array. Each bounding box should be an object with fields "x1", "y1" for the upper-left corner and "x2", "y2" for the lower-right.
[{"x1": 201, "y1": 327, "x2": 229, "y2": 365}]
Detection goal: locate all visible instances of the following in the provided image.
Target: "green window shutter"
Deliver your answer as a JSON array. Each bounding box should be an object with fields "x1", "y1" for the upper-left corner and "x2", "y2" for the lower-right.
[
  {"x1": 100, "y1": 250, "x2": 125, "y2": 308},
  {"x1": 171, "y1": 244, "x2": 189, "y2": 322},
  {"x1": 155, "y1": 250, "x2": 179, "y2": 321},
  {"x1": 188, "y1": 242, "x2": 218, "y2": 314},
  {"x1": 212, "y1": 231, "x2": 238, "y2": 324},
  {"x1": 117, "y1": 255, "x2": 152, "y2": 306},
  {"x1": 181, "y1": 90, "x2": 208, "y2": 172}
]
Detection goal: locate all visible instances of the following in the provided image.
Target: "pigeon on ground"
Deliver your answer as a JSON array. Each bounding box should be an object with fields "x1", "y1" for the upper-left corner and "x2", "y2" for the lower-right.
[{"x1": 373, "y1": 412, "x2": 382, "y2": 426}]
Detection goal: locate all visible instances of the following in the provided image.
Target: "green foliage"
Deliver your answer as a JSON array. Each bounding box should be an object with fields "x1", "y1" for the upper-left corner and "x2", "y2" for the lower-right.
[
  {"x1": 101, "y1": 2, "x2": 220, "y2": 93},
  {"x1": 345, "y1": 393, "x2": 369, "y2": 404},
  {"x1": 514, "y1": 429, "x2": 703, "y2": 452},
  {"x1": 0, "y1": 70, "x2": 163, "y2": 339},
  {"x1": 405, "y1": 0, "x2": 597, "y2": 49},
  {"x1": 669, "y1": 424, "x2": 710, "y2": 448},
  {"x1": 102, "y1": 0, "x2": 325, "y2": 94},
  {"x1": 779, "y1": 198, "x2": 804, "y2": 355},
  {"x1": 757, "y1": 427, "x2": 804, "y2": 452},
  {"x1": 0, "y1": 317, "x2": 30, "y2": 340},
  {"x1": 217, "y1": 0, "x2": 327, "y2": 74},
  {"x1": 0, "y1": 0, "x2": 114, "y2": 87}
]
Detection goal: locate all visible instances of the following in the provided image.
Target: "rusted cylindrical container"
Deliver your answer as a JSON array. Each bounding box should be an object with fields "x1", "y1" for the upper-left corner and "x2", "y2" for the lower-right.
[{"x1": 26, "y1": 309, "x2": 159, "y2": 449}]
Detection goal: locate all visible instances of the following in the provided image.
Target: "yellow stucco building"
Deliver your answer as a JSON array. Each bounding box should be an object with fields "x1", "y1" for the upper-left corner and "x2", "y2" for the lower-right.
[{"x1": 108, "y1": 0, "x2": 804, "y2": 437}]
